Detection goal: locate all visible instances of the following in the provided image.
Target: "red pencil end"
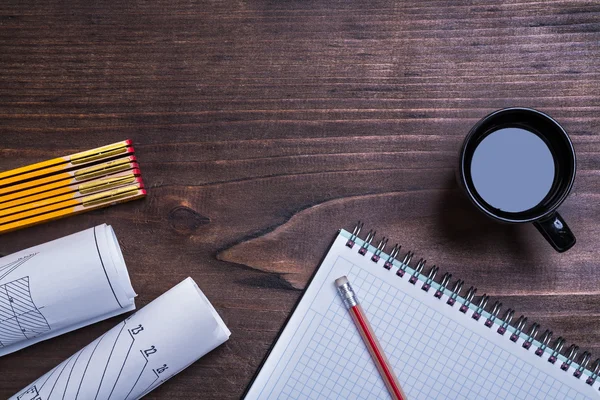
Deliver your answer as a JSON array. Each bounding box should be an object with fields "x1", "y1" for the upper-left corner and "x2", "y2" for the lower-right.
[
  {"x1": 132, "y1": 168, "x2": 141, "y2": 176},
  {"x1": 125, "y1": 139, "x2": 133, "y2": 146},
  {"x1": 140, "y1": 189, "x2": 147, "y2": 195},
  {"x1": 129, "y1": 155, "x2": 137, "y2": 162}
]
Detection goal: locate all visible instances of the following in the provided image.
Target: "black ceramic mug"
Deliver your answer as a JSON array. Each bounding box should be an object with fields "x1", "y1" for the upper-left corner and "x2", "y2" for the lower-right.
[{"x1": 458, "y1": 107, "x2": 576, "y2": 252}]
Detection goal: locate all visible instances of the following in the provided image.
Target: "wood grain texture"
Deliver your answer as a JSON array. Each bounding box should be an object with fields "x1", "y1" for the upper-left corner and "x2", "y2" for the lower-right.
[{"x1": 0, "y1": 0, "x2": 599, "y2": 398}]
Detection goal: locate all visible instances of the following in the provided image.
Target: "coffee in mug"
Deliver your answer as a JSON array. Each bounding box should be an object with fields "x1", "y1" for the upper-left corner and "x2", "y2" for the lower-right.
[{"x1": 458, "y1": 108, "x2": 576, "y2": 252}]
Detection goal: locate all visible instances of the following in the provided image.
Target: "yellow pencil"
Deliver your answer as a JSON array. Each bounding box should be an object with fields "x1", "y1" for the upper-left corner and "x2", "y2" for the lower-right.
[
  {"x1": 0, "y1": 140, "x2": 133, "y2": 187},
  {"x1": 0, "y1": 181, "x2": 145, "y2": 225},
  {"x1": 0, "y1": 156, "x2": 138, "y2": 197},
  {"x1": 0, "y1": 171, "x2": 142, "y2": 217},
  {"x1": 0, "y1": 184, "x2": 147, "y2": 234},
  {"x1": 0, "y1": 160, "x2": 139, "y2": 206}
]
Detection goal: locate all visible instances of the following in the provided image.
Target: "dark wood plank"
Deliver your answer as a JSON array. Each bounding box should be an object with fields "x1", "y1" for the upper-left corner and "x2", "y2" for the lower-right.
[{"x1": 0, "y1": 0, "x2": 599, "y2": 398}]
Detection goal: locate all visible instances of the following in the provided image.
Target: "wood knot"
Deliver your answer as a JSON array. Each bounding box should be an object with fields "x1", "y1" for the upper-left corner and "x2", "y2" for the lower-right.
[{"x1": 168, "y1": 206, "x2": 209, "y2": 234}]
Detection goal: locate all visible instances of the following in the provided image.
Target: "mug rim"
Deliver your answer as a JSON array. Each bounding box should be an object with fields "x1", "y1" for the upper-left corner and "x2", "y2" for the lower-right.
[{"x1": 459, "y1": 107, "x2": 577, "y2": 223}]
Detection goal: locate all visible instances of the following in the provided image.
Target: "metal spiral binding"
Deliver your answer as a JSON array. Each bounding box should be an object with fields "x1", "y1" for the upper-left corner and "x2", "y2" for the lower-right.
[
  {"x1": 510, "y1": 316, "x2": 527, "y2": 342},
  {"x1": 574, "y1": 352, "x2": 591, "y2": 378},
  {"x1": 346, "y1": 222, "x2": 363, "y2": 248},
  {"x1": 548, "y1": 337, "x2": 566, "y2": 364},
  {"x1": 384, "y1": 244, "x2": 400, "y2": 270},
  {"x1": 446, "y1": 279, "x2": 464, "y2": 306},
  {"x1": 396, "y1": 251, "x2": 413, "y2": 277},
  {"x1": 421, "y1": 266, "x2": 438, "y2": 292},
  {"x1": 346, "y1": 222, "x2": 597, "y2": 384},
  {"x1": 484, "y1": 301, "x2": 502, "y2": 327},
  {"x1": 561, "y1": 345, "x2": 579, "y2": 371},
  {"x1": 535, "y1": 330, "x2": 553, "y2": 356},
  {"x1": 459, "y1": 286, "x2": 476, "y2": 314},
  {"x1": 358, "y1": 230, "x2": 375, "y2": 255},
  {"x1": 371, "y1": 237, "x2": 388, "y2": 263},
  {"x1": 408, "y1": 259, "x2": 426, "y2": 285},
  {"x1": 434, "y1": 272, "x2": 452, "y2": 299},
  {"x1": 522, "y1": 322, "x2": 539, "y2": 349},
  {"x1": 586, "y1": 359, "x2": 600, "y2": 385},
  {"x1": 472, "y1": 295, "x2": 488, "y2": 321},
  {"x1": 497, "y1": 309, "x2": 514, "y2": 335}
]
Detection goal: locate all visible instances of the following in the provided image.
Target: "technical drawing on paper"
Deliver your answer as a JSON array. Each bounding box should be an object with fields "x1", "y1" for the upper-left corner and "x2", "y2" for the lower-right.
[
  {"x1": 0, "y1": 276, "x2": 50, "y2": 348},
  {"x1": 0, "y1": 253, "x2": 36, "y2": 281},
  {"x1": 17, "y1": 319, "x2": 170, "y2": 400}
]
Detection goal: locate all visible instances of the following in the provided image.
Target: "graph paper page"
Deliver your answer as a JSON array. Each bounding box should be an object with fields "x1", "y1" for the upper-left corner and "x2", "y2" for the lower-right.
[{"x1": 244, "y1": 231, "x2": 600, "y2": 400}]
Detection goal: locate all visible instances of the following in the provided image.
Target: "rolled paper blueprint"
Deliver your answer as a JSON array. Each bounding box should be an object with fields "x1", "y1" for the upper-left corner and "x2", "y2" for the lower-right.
[
  {"x1": 0, "y1": 224, "x2": 136, "y2": 357},
  {"x1": 11, "y1": 277, "x2": 231, "y2": 400}
]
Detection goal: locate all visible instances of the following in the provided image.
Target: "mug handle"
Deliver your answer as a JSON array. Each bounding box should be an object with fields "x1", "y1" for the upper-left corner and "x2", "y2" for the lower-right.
[{"x1": 533, "y1": 211, "x2": 576, "y2": 253}]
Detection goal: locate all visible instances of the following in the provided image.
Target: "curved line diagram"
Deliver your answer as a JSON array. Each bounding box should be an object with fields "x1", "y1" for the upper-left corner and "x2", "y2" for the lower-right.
[
  {"x1": 16, "y1": 320, "x2": 162, "y2": 400},
  {"x1": 0, "y1": 253, "x2": 36, "y2": 282},
  {"x1": 0, "y1": 275, "x2": 50, "y2": 349}
]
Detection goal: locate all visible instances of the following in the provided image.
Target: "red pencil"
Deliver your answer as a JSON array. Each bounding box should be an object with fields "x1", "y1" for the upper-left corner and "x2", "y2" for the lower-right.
[{"x1": 335, "y1": 276, "x2": 408, "y2": 400}]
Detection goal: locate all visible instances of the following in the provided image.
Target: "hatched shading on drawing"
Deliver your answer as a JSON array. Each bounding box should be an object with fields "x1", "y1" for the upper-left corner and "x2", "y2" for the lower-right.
[{"x1": 0, "y1": 276, "x2": 50, "y2": 348}]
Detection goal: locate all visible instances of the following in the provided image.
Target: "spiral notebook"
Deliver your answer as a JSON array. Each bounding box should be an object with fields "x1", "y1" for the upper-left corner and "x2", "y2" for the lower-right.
[{"x1": 243, "y1": 225, "x2": 600, "y2": 400}]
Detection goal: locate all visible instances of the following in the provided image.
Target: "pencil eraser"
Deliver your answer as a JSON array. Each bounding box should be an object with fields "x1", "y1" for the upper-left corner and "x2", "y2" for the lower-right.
[
  {"x1": 140, "y1": 189, "x2": 147, "y2": 195},
  {"x1": 132, "y1": 168, "x2": 141, "y2": 176},
  {"x1": 335, "y1": 276, "x2": 348, "y2": 287},
  {"x1": 125, "y1": 139, "x2": 133, "y2": 145},
  {"x1": 129, "y1": 155, "x2": 138, "y2": 162}
]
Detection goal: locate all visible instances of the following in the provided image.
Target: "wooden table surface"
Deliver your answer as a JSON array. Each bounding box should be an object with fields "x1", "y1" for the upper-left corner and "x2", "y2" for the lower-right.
[{"x1": 1, "y1": 0, "x2": 599, "y2": 398}]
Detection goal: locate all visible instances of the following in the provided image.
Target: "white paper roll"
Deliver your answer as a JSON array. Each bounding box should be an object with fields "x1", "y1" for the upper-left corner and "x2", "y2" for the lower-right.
[
  {"x1": 11, "y1": 277, "x2": 231, "y2": 400},
  {"x1": 0, "y1": 224, "x2": 136, "y2": 357}
]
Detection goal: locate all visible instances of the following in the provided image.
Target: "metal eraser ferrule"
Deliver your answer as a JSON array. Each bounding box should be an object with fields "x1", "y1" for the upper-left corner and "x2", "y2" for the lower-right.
[{"x1": 337, "y1": 281, "x2": 359, "y2": 309}]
